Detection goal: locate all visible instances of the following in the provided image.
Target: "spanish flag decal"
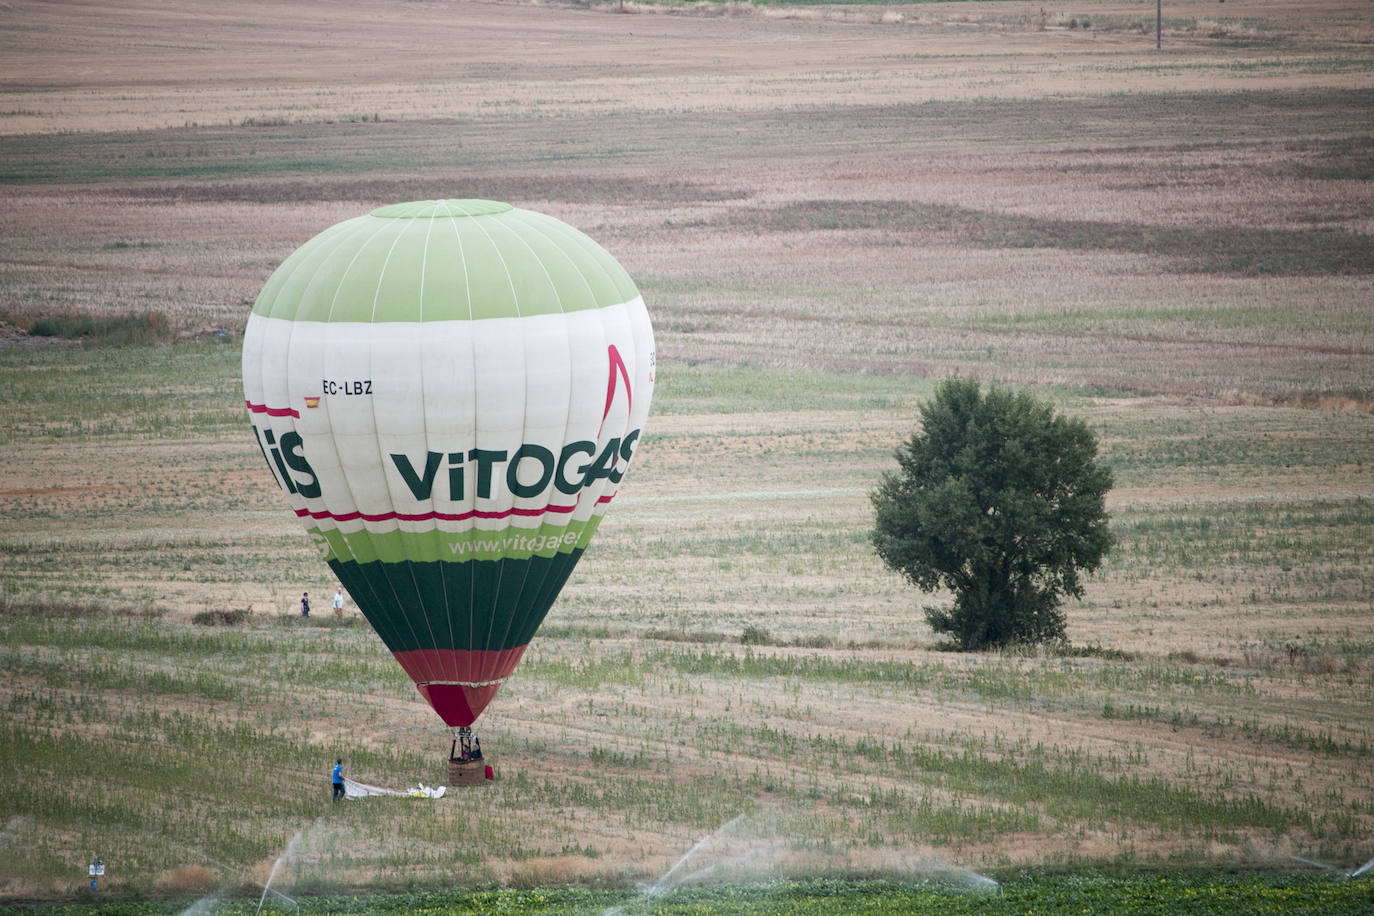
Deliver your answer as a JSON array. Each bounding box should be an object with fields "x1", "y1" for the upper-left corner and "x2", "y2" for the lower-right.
[{"x1": 304, "y1": 396, "x2": 321, "y2": 408}]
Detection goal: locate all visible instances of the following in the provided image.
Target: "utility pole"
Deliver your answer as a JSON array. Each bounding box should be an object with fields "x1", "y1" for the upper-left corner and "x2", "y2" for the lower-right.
[{"x1": 1157, "y1": 0, "x2": 1162, "y2": 49}]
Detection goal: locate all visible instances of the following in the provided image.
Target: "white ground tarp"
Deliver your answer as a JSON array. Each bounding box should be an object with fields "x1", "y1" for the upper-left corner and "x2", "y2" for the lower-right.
[{"x1": 343, "y1": 777, "x2": 446, "y2": 799}]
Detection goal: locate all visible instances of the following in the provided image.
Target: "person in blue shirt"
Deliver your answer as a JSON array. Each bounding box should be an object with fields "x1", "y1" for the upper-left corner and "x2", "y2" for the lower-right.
[{"x1": 332, "y1": 758, "x2": 344, "y2": 802}]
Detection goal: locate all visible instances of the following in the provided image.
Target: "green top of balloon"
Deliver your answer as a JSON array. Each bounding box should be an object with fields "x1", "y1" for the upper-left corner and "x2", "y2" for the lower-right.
[
  {"x1": 369, "y1": 199, "x2": 514, "y2": 219},
  {"x1": 253, "y1": 199, "x2": 639, "y2": 323}
]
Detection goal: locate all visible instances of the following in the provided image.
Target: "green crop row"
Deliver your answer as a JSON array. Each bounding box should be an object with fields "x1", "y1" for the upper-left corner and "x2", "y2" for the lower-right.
[{"x1": 4, "y1": 874, "x2": 1371, "y2": 915}]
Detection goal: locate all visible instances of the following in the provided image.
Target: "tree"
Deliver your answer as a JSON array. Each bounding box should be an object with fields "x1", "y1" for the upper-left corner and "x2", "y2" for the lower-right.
[{"x1": 871, "y1": 379, "x2": 1114, "y2": 650}]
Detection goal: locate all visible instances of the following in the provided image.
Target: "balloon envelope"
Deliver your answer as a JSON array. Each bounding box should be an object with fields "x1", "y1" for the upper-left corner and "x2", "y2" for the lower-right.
[{"x1": 242, "y1": 199, "x2": 654, "y2": 726}]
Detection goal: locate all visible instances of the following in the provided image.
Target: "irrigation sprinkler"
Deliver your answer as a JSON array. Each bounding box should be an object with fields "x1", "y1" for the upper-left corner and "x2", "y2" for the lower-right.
[
  {"x1": 1290, "y1": 854, "x2": 1374, "y2": 879},
  {"x1": 254, "y1": 844, "x2": 301, "y2": 916},
  {"x1": 177, "y1": 839, "x2": 299, "y2": 916}
]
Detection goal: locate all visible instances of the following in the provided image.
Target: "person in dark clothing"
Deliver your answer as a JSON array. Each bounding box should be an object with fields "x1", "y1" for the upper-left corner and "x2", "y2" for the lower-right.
[
  {"x1": 301, "y1": 592, "x2": 310, "y2": 618},
  {"x1": 332, "y1": 758, "x2": 344, "y2": 802}
]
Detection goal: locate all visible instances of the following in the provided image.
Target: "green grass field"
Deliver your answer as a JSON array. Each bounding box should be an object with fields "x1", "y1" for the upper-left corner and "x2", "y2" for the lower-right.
[
  {"x1": 2, "y1": 0, "x2": 1372, "y2": 910},
  {"x1": 2, "y1": 347, "x2": 1370, "y2": 903}
]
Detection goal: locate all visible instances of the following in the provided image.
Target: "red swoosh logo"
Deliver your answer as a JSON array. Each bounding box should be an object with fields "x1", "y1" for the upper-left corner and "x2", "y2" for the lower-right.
[{"x1": 603, "y1": 344, "x2": 632, "y2": 422}]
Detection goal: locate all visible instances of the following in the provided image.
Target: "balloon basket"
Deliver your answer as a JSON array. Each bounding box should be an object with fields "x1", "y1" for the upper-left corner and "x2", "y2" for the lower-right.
[
  {"x1": 448, "y1": 731, "x2": 494, "y2": 786},
  {"x1": 448, "y1": 757, "x2": 494, "y2": 787}
]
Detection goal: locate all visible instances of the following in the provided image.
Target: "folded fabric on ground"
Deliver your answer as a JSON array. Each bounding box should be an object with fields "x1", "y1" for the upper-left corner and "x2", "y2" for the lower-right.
[{"x1": 343, "y1": 777, "x2": 446, "y2": 799}]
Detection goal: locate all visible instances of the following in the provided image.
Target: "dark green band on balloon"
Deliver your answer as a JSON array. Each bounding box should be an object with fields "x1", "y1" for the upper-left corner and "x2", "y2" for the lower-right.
[{"x1": 327, "y1": 549, "x2": 585, "y2": 654}]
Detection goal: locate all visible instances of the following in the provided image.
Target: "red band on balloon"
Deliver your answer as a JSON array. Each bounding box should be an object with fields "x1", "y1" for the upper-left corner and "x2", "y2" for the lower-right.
[
  {"x1": 416, "y1": 683, "x2": 502, "y2": 728},
  {"x1": 394, "y1": 647, "x2": 529, "y2": 727},
  {"x1": 245, "y1": 399, "x2": 300, "y2": 419},
  {"x1": 292, "y1": 493, "x2": 615, "y2": 523}
]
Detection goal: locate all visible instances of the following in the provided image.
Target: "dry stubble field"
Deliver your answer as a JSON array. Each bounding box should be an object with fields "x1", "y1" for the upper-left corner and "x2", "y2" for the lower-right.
[{"x1": 1, "y1": 0, "x2": 1372, "y2": 900}]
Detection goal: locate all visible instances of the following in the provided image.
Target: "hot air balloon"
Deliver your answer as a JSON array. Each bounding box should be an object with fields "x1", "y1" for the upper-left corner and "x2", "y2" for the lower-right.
[{"x1": 242, "y1": 199, "x2": 654, "y2": 776}]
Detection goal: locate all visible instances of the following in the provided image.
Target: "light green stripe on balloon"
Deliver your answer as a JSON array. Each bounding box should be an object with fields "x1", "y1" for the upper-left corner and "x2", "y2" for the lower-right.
[
  {"x1": 311, "y1": 516, "x2": 606, "y2": 565},
  {"x1": 251, "y1": 199, "x2": 638, "y2": 323}
]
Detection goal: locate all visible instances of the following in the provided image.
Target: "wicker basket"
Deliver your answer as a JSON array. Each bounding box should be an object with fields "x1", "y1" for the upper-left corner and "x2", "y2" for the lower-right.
[{"x1": 448, "y1": 756, "x2": 493, "y2": 786}]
